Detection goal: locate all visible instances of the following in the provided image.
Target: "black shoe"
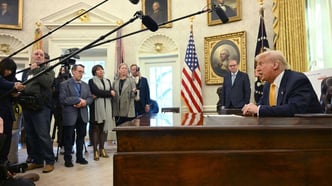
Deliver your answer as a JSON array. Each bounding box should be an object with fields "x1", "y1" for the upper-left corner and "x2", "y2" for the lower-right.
[
  {"x1": 26, "y1": 157, "x2": 33, "y2": 163},
  {"x1": 64, "y1": 161, "x2": 73, "y2": 167},
  {"x1": 76, "y1": 158, "x2": 88, "y2": 165}
]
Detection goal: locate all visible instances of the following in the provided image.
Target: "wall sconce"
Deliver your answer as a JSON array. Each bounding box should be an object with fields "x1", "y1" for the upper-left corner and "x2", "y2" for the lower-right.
[{"x1": 154, "y1": 42, "x2": 163, "y2": 52}]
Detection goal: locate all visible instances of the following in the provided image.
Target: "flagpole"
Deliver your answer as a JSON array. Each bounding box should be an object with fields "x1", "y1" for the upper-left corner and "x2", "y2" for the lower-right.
[{"x1": 181, "y1": 18, "x2": 203, "y2": 113}]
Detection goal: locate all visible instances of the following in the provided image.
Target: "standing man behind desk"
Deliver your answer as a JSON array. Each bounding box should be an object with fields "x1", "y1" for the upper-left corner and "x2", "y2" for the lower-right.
[
  {"x1": 59, "y1": 64, "x2": 93, "y2": 167},
  {"x1": 21, "y1": 49, "x2": 55, "y2": 173},
  {"x1": 220, "y1": 59, "x2": 250, "y2": 109},
  {"x1": 130, "y1": 64, "x2": 151, "y2": 116},
  {"x1": 242, "y1": 50, "x2": 322, "y2": 116}
]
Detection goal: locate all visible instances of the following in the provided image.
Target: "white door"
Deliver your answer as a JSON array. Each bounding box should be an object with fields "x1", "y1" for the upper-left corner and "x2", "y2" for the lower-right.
[{"x1": 140, "y1": 54, "x2": 180, "y2": 111}]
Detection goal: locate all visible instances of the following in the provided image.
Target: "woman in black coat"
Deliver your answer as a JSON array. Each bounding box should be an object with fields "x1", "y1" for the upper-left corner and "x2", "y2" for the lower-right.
[{"x1": 0, "y1": 58, "x2": 24, "y2": 163}]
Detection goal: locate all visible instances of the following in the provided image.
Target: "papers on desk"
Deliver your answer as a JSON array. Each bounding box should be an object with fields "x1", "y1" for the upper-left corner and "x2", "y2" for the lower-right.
[
  {"x1": 294, "y1": 113, "x2": 332, "y2": 117},
  {"x1": 204, "y1": 114, "x2": 245, "y2": 118}
]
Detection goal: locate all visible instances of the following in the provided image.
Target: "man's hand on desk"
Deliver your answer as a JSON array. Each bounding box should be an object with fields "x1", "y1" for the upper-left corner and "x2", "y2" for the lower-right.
[{"x1": 242, "y1": 103, "x2": 258, "y2": 116}]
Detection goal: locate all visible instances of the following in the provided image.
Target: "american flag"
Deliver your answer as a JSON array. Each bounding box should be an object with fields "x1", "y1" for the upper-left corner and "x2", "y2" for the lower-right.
[
  {"x1": 181, "y1": 29, "x2": 203, "y2": 113},
  {"x1": 181, "y1": 113, "x2": 203, "y2": 126}
]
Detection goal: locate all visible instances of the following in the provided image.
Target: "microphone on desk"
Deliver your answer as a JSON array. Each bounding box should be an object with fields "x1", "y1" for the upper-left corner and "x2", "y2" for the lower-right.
[
  {"x1": 129, "y1": 0, "x2": 139, "y2": 4},
  {"x1": 135, "y1": 11, "x2": 159, "y2": 32},
  {"x1": 212, "y1": 4, "x2": 229, "y2": 23}
]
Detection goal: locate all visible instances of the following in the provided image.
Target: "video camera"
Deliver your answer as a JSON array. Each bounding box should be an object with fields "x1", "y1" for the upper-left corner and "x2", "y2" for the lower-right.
[
  {"x1": 0, "y1": 134, "x2": 28, "y2": 179},
  {"x1": 60, "y1": 48, "x2": 80, "y2": 69},
  {"x1": 6, "y1": 162, "x2": 28, "y2": 173}
]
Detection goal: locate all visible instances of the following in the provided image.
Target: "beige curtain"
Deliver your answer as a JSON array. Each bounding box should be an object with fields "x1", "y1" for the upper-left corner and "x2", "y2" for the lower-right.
[{"x1": 272, "y1": 0, "x2": 307, "y2": 72}]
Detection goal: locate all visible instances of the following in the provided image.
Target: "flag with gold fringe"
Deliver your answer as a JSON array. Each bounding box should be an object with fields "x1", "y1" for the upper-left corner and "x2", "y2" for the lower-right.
[{"x1": 254, "y1": 6, "x2": 269, "y2": 103}]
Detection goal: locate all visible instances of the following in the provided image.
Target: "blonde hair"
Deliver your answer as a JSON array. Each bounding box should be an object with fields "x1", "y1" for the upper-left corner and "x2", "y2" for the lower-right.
[
  {"x1": 117, "y1": 63, "x2": 130, "y2": 78},
  {"x1": 256, "y1": 50, "x2": 289, "y2": 70}
]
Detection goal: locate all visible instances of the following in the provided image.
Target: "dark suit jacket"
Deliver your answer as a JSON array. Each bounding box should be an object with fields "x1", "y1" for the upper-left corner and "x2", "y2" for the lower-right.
[
  {"x1": 258, "y1": 70, "x2": 322, "y2": 116},
  {"x1": 0, "y1": 75, "x2": 15, "y2": 122},
  {"x1": 221, "y1": 71, "x2": 250, "y2": 108},
  {"x1": 59, "y1": 78, "x2": 93, "y2": 126},
  {"x1": 135, "y1": 76, "x2": 151, "y2": 115}
]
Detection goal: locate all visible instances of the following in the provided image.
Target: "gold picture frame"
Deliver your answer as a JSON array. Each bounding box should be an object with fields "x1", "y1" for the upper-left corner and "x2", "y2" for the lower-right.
[
  {"x1": 207, "y1": 0, "x2": 241, "y2": 26},
  {"x1": 0, "y1": 0, "x2": 23, "y2": 29},
  {"x1": 204, "y1": 31, "x2": 247, "y2": 85},
  {"x1": 142, "y1": 0, "x2": 172, "y2": 28}
]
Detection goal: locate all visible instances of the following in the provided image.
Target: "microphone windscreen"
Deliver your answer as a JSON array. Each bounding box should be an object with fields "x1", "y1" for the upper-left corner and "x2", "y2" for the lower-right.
[
  {"x1": 214, "y1": 5, "x2": 229, "y2": 23},
  {"x1": 129, "y1": 0, "x2": 139, "y2": 4},
  {"x1": 142, "y1": 15, "x2": 159, "y2": 32}
]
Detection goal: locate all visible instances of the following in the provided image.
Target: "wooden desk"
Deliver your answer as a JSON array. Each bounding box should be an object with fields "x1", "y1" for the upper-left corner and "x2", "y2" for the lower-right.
[{"x1": 113, "y1": 113, "x2": 332, "y2": 186}]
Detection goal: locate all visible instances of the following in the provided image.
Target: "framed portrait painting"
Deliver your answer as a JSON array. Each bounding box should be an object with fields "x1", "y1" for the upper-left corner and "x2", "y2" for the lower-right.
[
  {"x1": 204, "y1": 31, "x2": 246, "y2": 85},
  {"x1": 207, "y1": 0, "x2": 241, "y2": 26},
  {"x1": 142, "y1": 0, "x2": 172, "y2": 28},
  {"x1": 0, "y1": 0, "x2": 23, "y2": 29}
]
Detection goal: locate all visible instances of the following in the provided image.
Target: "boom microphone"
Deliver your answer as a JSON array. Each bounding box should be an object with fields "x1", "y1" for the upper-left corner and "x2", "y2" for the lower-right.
[
  {"x1": 142, "y1": 15, "x2": 159, "y2": 32},
  {"x1": 134, "y1": 11, "x2": 158, "y2": 32},
  {"x1": 213, "y1": 4, "x2": 229, "y2": 23},
  {"x1": 129, "y1": 0, "x2": 139, "y2": 4}
]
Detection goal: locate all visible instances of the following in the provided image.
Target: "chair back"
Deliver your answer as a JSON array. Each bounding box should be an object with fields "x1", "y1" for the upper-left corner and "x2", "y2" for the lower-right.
[{"x1": 161, "y1": 107, "x2": 180, "y2": 113}]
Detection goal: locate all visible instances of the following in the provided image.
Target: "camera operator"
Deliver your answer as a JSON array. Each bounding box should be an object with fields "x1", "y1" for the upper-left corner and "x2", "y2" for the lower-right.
[
  {"x1": 52, "y1": 65, "x2": 72, "y2": 154},
  {"x1": 20, "y1": 49, "x2": 55, "y2": 173},
  {"x1": 0, "y1": 117, "x2": 37, "y2": 186}
]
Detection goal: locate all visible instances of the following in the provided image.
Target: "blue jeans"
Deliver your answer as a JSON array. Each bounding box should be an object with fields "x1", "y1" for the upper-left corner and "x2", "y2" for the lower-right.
[{"x1": 23, "y1": 106, "x2": 55, "y2": 165}]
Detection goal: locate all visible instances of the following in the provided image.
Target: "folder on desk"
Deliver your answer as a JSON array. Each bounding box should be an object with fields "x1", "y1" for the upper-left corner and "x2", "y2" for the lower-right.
[
  {"x1": 294, "y1": 113, "x2": 332, "y2": 117},
  {"x1": 218, "y1": 108, "x2": 242, "y2": 115}
]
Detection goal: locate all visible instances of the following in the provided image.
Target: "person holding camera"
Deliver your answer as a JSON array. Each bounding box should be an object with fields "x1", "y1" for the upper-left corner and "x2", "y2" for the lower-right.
[
  {"x1": 52, "y1": 65, "x2": 72, "y2": 154},
  {"x1": 20, "y1": 49, "x2": 55, "y2": 173}
]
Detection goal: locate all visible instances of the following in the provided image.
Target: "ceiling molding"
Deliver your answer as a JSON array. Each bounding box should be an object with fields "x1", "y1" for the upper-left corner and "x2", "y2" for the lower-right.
[{"x1": 40, "y1": 2, "x2": 123, "y2": 29}]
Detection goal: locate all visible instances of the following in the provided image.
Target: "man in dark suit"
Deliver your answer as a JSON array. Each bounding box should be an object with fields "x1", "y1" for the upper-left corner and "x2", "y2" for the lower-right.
[
  {"x1": 130, "y1": 64, "x2": 151, "y2": 116},
  {"x1": 220, "y1": 59, "x2": 250, "y2": 109},
  {"x1": 59, "y1": 64, "x2": 93, "y2": 167},
  {"x1": 242, "y1": 50, "x2": 322, "y2": 117}
]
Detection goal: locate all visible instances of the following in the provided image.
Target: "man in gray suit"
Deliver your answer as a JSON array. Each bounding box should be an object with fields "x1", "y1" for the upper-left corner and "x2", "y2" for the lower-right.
[
  {"x1": 59, "y1": 64, "x2": 93, "y2": 167},
  {"x1": 220, "y1": 58, "x2": 251, "y2": 109}
]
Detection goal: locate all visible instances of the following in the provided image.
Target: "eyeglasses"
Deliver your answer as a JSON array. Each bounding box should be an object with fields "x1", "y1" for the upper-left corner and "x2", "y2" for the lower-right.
[
  {"x1": 228, "y1": 64, "x2": 237, "y2": 67},
  {"x1": 75, "y1": 70, "x2": 85, "y2": 74}
]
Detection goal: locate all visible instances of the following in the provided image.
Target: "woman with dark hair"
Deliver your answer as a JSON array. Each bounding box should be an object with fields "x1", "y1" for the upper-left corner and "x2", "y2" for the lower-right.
[
  {"x1": 0, "y1": 58, "x2": 25, "y2": 164},
  {"x1": 88, "y1": 65, "x2": 115, "y2": 160}
]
